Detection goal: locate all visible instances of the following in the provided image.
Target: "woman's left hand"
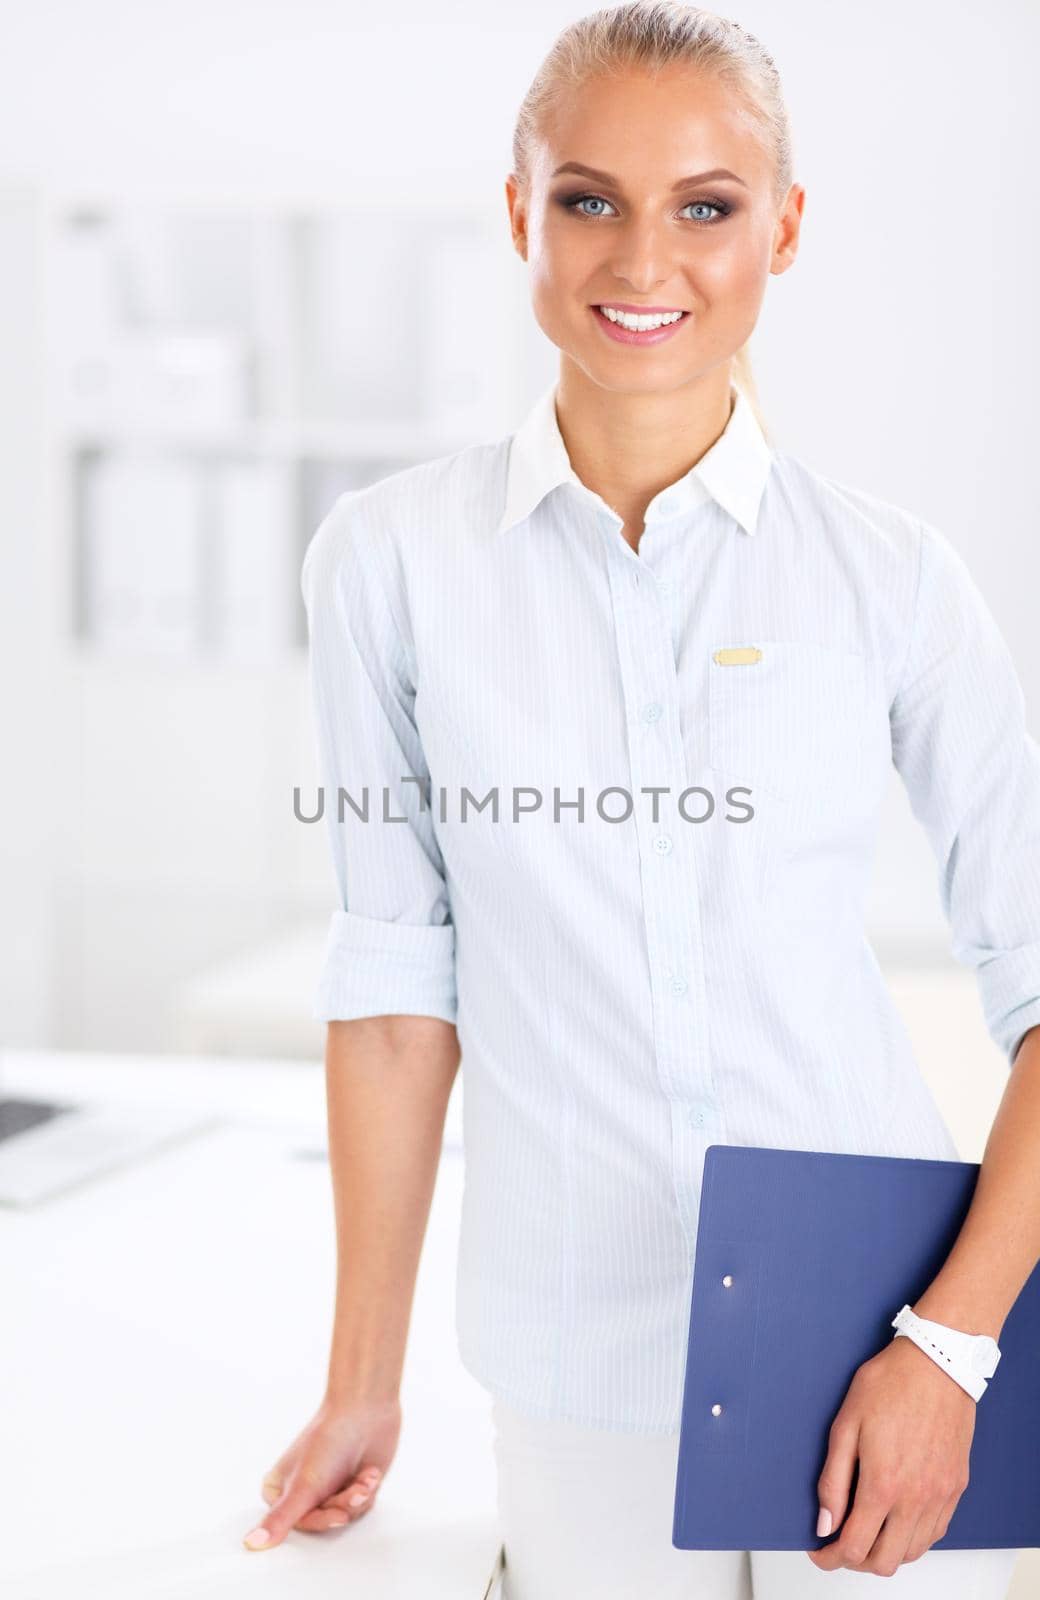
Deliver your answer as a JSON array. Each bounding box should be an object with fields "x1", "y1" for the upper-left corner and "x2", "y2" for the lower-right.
[{"x1": 807, "y1": 1333, "x2": 976, "y2": 1576}]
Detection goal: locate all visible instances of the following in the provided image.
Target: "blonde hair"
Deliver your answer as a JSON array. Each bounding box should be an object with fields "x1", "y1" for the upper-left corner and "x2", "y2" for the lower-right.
[{"x1": 511, "y1": 1, "x2": 795, "y2": 441}]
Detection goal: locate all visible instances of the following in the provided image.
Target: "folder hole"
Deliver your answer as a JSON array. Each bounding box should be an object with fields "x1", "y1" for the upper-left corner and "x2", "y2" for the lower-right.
[
  {"x1": 711, "y1": 1403, "x2": 723, "y2": 1417},
  {"x1": 722, "y1": 1274, "x2": 733, "y2": 1287}
]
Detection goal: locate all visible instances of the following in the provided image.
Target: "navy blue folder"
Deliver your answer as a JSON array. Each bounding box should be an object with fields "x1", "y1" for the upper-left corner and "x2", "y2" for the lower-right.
[{"x1": 672, "y1": 1144, "x2": 1040, "y2": 1551}]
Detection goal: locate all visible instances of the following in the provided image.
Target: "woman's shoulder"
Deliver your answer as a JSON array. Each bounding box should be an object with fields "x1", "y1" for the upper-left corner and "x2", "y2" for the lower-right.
[
  {"x1": 767, "y1": 446, "x2": 945, "y2": 579},
  {"x1": 301, "y1": 434, "x2": 510, "y2": 583}
]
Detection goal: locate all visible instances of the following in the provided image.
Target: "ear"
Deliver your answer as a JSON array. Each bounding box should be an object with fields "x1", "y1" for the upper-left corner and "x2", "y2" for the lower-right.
[
  {"x1": 771, "y1": 182, "x2": 805, "y2": 277},
  {"x1": 504, "y1": 174, "x2": 529, "y2": 261}
]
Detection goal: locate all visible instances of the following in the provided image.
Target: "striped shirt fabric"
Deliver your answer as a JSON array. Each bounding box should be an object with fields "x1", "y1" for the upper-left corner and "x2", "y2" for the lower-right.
[{"x1": 300, "y1": 381, "x2": 1040, "y2": 1432}]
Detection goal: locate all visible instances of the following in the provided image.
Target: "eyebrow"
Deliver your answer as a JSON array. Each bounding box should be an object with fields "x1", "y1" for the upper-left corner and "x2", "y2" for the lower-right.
[{"x1": 550, "y1": 161, "x2": 748, "y2": 191}]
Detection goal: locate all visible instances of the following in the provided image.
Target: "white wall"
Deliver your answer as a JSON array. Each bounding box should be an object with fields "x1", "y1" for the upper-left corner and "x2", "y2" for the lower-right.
[
  {"x1": 0, "y1": 191, "x2": 62, "y2": 1045},
  {"x1": 0, "y1": 0, "x2": 1037, "y2": 1046}
]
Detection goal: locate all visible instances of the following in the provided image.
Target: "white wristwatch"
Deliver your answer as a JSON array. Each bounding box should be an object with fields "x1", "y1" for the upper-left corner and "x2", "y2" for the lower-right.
[{"x1": 891, "y1": 1304, "x2": 1001, "y2": 1401}]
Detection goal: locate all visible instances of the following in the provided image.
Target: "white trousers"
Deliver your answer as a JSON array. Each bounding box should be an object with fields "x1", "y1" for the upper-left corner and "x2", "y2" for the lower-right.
[{"x1": 491, "y1": 1396, "x2": 1022, "y2": 1600}]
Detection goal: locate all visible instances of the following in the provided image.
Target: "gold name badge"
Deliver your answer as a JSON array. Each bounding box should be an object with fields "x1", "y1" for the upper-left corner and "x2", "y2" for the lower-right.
[{"x1": 712, "y1": 645, "x2": 763, "y2": 666}]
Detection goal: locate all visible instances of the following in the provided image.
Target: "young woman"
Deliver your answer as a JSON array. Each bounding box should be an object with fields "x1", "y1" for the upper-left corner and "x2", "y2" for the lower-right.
[{"x1": 244, "y1": 5, "x2": 1038, "y2": 1595}]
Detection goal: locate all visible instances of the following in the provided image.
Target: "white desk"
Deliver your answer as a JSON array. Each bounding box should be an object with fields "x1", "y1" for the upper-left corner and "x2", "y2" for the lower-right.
[
  {"x1": 7, "y1": 1022, "x2": 1036, "y2": 1597},
  {"x1": 0, "y1": 1049, "x2": 500, "y2": 1598}
]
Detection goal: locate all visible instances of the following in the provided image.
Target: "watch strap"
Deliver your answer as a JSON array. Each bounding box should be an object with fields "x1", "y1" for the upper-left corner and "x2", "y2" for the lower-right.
[{"x1": 890, "y1": 1304, "x2": 999, "y2": 1401}]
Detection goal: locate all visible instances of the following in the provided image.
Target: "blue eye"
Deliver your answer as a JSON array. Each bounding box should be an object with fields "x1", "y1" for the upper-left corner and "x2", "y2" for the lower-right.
[
  {"x1": 683, "y1": 200, "x2": 729, "y2": 224},
  {"x1": 568, "y1": 195, "x2": 616, "y2": 218}
]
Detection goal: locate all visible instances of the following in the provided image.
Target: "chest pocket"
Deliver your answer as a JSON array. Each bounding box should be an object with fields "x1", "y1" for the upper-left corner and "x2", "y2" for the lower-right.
[{"x1": 708, "y1": 640, "x2": 867, "y2": 802}]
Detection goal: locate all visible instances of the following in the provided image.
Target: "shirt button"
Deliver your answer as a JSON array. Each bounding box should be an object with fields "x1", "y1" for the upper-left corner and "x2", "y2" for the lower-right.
[
  {"x1": 653, "y1": 833, "x2": 673, "y2": 855},
  {"x1": 642, "y1": 702, "x2": 662, "y2": 724},
  {"x1": 631, "y1": 570, "x2": 641, "y2": 589},
  {"x1": 669, "y1": 974, "x2": 688, "y2": 996}
]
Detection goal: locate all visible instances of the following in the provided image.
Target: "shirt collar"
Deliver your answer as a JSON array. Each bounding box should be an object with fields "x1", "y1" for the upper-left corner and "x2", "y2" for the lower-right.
[{"x1": 495, "y1": 380, "x2": 774, "y2": 538}]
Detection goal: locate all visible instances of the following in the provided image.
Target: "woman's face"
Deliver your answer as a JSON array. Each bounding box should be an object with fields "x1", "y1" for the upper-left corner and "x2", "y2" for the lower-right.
[{"x1": 506, "y1": 66, "x2": 803, "y2": 395}]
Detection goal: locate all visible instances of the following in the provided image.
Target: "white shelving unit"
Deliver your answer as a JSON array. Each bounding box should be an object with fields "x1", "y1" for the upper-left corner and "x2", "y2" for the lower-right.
[
  {"x1": 36, "y1": 191, "x2": 553, "y2": 1052},
  {"x1": 45, "y1": 196, "x2": 535, "y2": 664}
]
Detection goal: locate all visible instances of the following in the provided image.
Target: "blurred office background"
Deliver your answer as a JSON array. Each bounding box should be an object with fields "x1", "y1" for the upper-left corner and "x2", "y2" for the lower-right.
[
  {"x1": 0, "y1": 0, "x2": 1037, "y2": 1067},
  {"x1": 2, "y1": 4, "x2": 1039, "y2": 1594}
]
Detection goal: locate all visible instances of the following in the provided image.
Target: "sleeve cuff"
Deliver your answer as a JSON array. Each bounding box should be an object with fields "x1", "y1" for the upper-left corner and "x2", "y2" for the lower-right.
[
  {"x1": 311, "y1": 909, "x2": 458, "y2": 1025},
  {"x1": 973, "y1": 939, "x2": 1040, "y2": 1064}
]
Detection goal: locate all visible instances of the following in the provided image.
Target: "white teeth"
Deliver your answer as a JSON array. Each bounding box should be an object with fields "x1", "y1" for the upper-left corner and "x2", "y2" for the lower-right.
[{"x1": 597, "y1": 306, "x2": 685, "y2": 331}]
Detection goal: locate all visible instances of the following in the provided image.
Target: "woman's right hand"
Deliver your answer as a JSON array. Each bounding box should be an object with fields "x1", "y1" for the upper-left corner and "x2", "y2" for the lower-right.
[{"x1": 243, "y1": 1394, "x2": 402, "y2": 1550}]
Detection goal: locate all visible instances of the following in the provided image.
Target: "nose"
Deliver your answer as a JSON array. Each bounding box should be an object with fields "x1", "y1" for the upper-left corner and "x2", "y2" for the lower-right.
[{"x1": 607, "y1": 219, "x2": 674, "y2": 295}]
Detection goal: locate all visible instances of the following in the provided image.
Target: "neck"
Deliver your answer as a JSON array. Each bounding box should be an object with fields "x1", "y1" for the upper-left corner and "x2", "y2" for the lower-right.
[{"x1": 553, "y1": 361, "x2": 735, "y2": 533}]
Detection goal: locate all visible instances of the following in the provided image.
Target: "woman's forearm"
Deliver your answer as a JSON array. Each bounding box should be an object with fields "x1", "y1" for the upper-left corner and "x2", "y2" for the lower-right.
[
  {"x1": 321, "y1": 1014, "x2": 461, "y2": 1406},
  {"x1": 912, "y1": 1022, "x2": 1040, "y2": 1339}
]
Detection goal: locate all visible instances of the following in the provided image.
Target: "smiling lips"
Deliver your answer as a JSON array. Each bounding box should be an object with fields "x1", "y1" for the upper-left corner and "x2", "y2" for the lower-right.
[{"x1": 592, "y1": 302, "x2": 690, "y2": 344}]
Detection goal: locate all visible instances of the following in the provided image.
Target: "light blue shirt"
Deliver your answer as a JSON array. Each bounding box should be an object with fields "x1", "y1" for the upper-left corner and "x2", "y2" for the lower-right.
[{"x1": 300, "y1": 382, "x2": 1040, "y2": 1432}]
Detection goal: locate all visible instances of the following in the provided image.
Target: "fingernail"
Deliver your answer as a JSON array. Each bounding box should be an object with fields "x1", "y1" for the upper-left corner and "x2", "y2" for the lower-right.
[
  {"x1": 817, "y1": 1507, "x2": 833, "y2": 1538},
  {"x1": 329, "y1": 1514, "x2": 349, "y2": 1526},
  {"x1": 348, "y1": 1492, "x2": 367, "y2": 1507},
  {"x1": 244, "y1": 1527, "x2": 271, "y2": 1549}
]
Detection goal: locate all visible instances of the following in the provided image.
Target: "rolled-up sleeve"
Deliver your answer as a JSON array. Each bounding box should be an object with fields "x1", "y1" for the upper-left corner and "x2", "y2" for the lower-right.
[
  {"x1": 891, "y1": 518, "x2": 1040, "y2": 1067},
  {"x1": 300, "y1": 492, "x2": 457, "y2": 1025}
]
